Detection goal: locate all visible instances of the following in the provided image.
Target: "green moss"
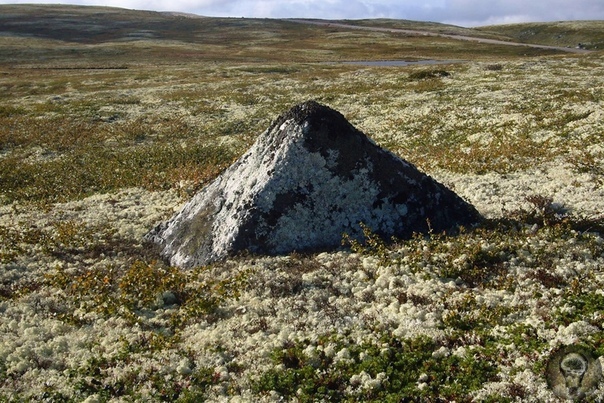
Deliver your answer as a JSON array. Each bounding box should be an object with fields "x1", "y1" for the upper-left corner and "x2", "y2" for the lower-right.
[
  {"x1": 253, "y1": 334, "x2": 498, "y2": 401},
  {"x1": 62, "y1": 343, "x2": 219, "y2": 402},
  {"x1": 556, "y1": 292, "x2": 604, "y2": 327}
]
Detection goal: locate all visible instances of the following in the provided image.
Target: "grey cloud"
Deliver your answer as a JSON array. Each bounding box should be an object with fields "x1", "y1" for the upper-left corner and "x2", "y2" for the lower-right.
[
  {"x1": 440, "y1": 0, "x2": 604, "y2": 26},
  {"x1": 194, "y1": 0, "x2": 373, "y2": 19}
]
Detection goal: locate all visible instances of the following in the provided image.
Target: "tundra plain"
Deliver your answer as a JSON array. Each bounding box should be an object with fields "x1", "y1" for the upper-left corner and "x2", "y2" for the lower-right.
[{"x1": 1, "y1": 5, "x2": 604, "y2": 402}]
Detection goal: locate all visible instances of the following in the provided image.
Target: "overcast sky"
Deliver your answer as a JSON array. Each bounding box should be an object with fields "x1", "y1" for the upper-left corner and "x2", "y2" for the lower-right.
[{"x1": 2, "y1": 0, "x2": 604, "y2": 27}]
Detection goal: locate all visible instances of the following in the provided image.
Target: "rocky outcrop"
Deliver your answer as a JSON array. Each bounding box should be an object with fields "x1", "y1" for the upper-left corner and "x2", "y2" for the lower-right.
[{"x1": 145, "y1": 101, "x2": 480, "y2": 268}]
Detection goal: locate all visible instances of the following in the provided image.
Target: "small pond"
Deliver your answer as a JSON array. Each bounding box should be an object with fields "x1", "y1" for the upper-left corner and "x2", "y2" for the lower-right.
[{"x1": 341, "y1": 59, "x2": 464, "y2": 67}]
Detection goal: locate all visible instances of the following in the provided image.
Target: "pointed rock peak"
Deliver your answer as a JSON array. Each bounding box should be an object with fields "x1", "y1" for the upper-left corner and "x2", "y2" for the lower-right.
[
  {"x1": 145, "y1": 101, "x2": 481, "y2": 268},
  {"x1": 270, "y1": 100, "x2": 353, "y2": 138},
  {"x1": 276, "y1": 99, "x2": 333, "y2": 124}
]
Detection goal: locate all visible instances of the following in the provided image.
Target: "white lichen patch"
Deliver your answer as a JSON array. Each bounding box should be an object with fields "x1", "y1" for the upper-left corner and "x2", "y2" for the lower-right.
[
  {"x1": 434, "y1": 159, "x2": 604, "y2": 218},
  {"x1": 0, "y1": 187, "x2": 181, "y2": 239}
]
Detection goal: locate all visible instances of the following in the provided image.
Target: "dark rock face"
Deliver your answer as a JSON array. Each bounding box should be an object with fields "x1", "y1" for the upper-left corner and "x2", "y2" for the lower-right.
[{"x1": 145, "y1": 101, "x2": 481, "y2": 268}]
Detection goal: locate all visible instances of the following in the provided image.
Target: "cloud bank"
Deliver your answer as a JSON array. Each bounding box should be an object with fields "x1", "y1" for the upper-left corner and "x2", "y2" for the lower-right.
[{"x1": 2, "y1": 0, "x2": 604, "y2": 26}]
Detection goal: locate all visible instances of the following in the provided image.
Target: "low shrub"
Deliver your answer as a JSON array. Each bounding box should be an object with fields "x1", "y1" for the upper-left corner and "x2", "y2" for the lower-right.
[
  {"x1": 253, "y1": 333, "x2": 498, "y2": 401},
  {"x1": 484, "y1": 63, "x2": 503, "y2": 71},
  {"x1": 408, "y1": 69, "x2": 451, "y2": 80}
]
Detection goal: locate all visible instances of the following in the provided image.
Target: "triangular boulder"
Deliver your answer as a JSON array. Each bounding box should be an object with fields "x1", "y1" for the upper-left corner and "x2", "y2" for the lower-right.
[{"x1": 145, "y1": 101, "x2": 480, "y2": 268}]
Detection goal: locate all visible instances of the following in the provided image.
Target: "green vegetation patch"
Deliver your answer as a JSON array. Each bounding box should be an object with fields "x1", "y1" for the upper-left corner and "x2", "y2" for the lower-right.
[
  {"x1": 45, "y1": 259, "x2": 252, "y2": 328},
  {"x1": 557, "y1": 291, "x2": 604, "y2": 328},
  {"x1": 253, "y1": 333, "x2": 498, "y2": 401},
  {"x1": 0, "y1": 141, "x2": 236, "y2": 203}
]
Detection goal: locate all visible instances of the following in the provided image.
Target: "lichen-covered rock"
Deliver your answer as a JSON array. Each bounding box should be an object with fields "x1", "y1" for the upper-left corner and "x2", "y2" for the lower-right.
[{"x1": 145, "y1": 101, "x2": 480, "y2": 268}]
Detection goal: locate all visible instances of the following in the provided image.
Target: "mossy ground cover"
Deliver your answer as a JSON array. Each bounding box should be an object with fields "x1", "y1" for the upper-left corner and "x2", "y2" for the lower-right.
[{"x1": 1, "y1": 8, "x2": 604, "y2": 401}]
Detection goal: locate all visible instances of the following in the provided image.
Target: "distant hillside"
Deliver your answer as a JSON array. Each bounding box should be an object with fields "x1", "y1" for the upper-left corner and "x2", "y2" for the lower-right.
[
  {"x1": 331, "y1": 18, "x2": 510, "y2": 41},
  {"x1": 0, "y1": 4, "x2": 577, "y2": 66},
  {"x1": 477, "y1": 21, "x2": 604, "y2": 50},
  {"x1": 0, "y1": 4, "x2": 255, "y2": 44},
  {"x1": 2, "y1": 4, "x2": 601, "y2": 51},
  {"x1": 335, "y1": 18, "x2": 604, "y2": 50}
]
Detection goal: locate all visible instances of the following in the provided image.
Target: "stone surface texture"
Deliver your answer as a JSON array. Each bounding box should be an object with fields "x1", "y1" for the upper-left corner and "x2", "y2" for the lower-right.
[{"x1": 146, "y1": 101, "x2": 480, "y2": 268}]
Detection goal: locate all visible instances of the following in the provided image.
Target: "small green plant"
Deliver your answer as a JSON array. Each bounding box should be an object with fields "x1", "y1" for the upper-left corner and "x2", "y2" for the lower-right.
[
  {"x1": 253, "y1": 333, "x2": 498, "y2": 401},
  {"x1": 118, "y1": 261, "x2": 187, "y2": 309},
  {"x1": 0, "y1": 220, "x2": 105, "y2": 265},
  {"x1": 501, "y1": 323, "x2": 549, "y2": 357},
  {"x1": 341, "y1": 209, "x2": 604, "y2": 294},
  {"x1": 344, "y1": 223, "x2": 511, "y2": 288},
  {"x1": 0, "y1": 105, "x2": 26, "y2": 117},
  {"x1": 442, "y1": 293, "x2": 516, "y2": 331},
  {"x1": 342, "y1": 222, "x2": 390, "y2": 264},
  {"x1": 0, "y1": 225, "x2": 30, "y2": 264},
  {"x1": 0, "y1": 141, "x2": 238, "y2": 203}
]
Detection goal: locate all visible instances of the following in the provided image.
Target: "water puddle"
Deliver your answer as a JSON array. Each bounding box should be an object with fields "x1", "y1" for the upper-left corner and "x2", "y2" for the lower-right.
[{"x1": 340, "y1": 59, "x2": 464, "y2": 67}]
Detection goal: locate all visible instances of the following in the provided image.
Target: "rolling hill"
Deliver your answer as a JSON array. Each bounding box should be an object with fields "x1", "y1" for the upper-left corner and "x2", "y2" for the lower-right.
[
  {"x1": 0, "y1": 4, "x2": 590, "y2": 67},
  {"x1": 478, "y1": 20, "x2": 604, "y2": 50}
]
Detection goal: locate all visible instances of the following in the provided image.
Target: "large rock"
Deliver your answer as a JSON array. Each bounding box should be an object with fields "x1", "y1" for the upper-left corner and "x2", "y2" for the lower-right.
[{"x1": 145, "y1": 101, "x2": 480, "y2": 268}]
